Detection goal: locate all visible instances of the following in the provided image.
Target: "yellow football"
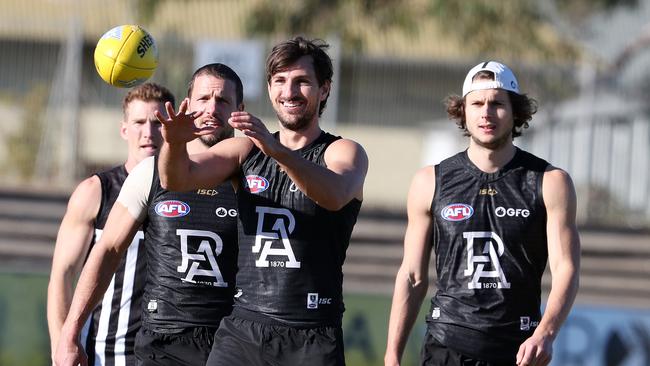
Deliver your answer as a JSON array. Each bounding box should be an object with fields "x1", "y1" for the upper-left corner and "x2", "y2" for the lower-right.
[{"x1": 93, "y1": 25, "x2": 158, "y2": 88}]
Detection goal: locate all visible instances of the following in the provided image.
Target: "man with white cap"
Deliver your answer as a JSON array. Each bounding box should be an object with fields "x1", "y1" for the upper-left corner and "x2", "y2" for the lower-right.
[{"x1": 385, "y1": 61, "x2": 580, "y2": 366}]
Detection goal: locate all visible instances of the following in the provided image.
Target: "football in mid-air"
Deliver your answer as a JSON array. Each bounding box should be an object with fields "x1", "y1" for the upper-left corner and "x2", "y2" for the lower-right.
[{"x1": 93, "y1": 25, "x2": 158, "y2": 88}]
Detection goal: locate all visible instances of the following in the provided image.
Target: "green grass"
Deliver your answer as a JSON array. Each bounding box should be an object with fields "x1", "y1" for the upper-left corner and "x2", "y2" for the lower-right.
[
  {"x1": 0, "y1": 272, "x2": 50, "y2": 366},
  {"x1": 0, "y1": 273, "x2": 427, "y2": 366}
]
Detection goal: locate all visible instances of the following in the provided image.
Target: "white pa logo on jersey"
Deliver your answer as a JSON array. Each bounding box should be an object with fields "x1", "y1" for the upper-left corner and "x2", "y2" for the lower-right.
[
  {"x1": 463, "y1": 231, "x2": 511, "y2": 289},
  {"x1": 252, "y1": 206, "x2": 301, "y2": 269},
  {"x1": 176, "y1": 229, "x2": 228, "y2": 287}
]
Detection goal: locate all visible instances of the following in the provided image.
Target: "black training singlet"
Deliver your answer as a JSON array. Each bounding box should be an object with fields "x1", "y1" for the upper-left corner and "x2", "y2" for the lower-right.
[
  {"x1": 234, "y1": 132, "x2": 362, "y2": 327},
  {"x1": 82, "y1": 165, "x2": 146, "y2": 366},
  {"x1": 427, "y1": 148, "x2": 549, "y2": 363},
  {"x1": 141, "y1": 157, "x2": 238, "y2": 331}
]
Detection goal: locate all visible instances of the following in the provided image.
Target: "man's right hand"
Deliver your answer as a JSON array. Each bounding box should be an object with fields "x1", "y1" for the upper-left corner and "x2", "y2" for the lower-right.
[
  {"x1": 54, "y1": 333, "x2": 88, "y2": 366},
  {"x1": 156, "y1": 98, "x2": 213, "y2": 145}
]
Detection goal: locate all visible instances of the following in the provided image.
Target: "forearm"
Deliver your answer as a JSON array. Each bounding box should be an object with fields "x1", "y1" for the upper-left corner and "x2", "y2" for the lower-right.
[
  {"x1": 275, "y1": 148, "x2": 357, "y2": 210},
  {"x1": 158, "y1": 142, "x2": 192, "y2": 191},
  {"x1": 60, "y1": 246, "x2": 124, "y2": 340},
  {"x1": 535, "y1": 264, "x2": 579, "y2": 340},
  {"x1": 47, "y1": 275, "x2": 74, "y2": 354},
  {"x1": 385, "y1": 269, "x2": 429, "y2": 364}
]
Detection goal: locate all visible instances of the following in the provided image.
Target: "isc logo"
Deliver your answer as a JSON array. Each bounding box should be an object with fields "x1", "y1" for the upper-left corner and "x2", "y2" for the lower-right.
[
  {"x1": 155, "y1": 200, "x2": 190, "y2": 217},
  {"x1": 245, "y1": 175, "x2": 269, "y2": 194},
  {"x1": 441, "y1": 203, "x2": 474, "y2": 222}
]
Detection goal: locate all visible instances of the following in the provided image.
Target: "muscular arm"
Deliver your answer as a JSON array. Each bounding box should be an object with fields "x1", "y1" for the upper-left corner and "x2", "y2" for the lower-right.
[
  {"x1": 156, "y1": 100, "x2": 250, "y2": 191},
  {"x1": 228, "y1": 111, "x2": 368, "y2": 210},
  {"x1": 54, "y1": 160, "x2": 153, "y2": 366},
  {"x1": 274, "y1": 138, "x2": 368, "y2": 211},
  {"x1": 516, "y1": 168, "x2": 580, "y2": 366},
  {"x1": 385, "y1": 166, "x2": 435, "y2": 366},
  {"x1": 47, "y1": 177, "x2": 101, "y2": 358}
]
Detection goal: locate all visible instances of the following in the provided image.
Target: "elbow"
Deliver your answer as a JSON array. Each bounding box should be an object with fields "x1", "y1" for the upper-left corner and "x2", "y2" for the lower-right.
[{"x1": 319, "y1": 188, "x2": 358, "y2": 211}]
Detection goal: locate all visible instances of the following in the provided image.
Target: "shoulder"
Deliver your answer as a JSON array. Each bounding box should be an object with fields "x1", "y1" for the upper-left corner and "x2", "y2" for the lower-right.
[
  {"x1": 324, "y1": 138, "x2": 368, "y2": 161},
  {"x1": 66, "y1": 175, "x2": 102, "y2": 218},
  {"x1": 411, "y1": 165, "x2": 436, "y2": 191},
  {"x1": 407, "y1": 165, "x2": 436, "y2": 215},
  {"x1": 542, "y1": 166, "x2": 576, "y2": 209}
]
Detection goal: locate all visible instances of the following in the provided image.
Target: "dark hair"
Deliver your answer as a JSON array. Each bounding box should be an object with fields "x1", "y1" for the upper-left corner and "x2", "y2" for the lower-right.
[
  {"x1": 445, "y1": 71, "x2": 537, "y2": 138},
  {"x1": 122, "y1": 82, "x2": 175, "y2": 116},
  {"x1": 265, "y1": 36, "x2": 333, "y2": 116},
  {"x1": 187, "y1": 63, "x2": 244, "y2": 105}
]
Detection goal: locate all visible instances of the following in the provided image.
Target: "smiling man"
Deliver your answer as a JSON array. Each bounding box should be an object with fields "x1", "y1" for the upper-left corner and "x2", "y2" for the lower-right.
[
  {"x1": 155, "y1": 36, "x2": 368, "y2": 366},
  {"x1": 385, "y1": 61, "x2": 581, "y2": 366}
]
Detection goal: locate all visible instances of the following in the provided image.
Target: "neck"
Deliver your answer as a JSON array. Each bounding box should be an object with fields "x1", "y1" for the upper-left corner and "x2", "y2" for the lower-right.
[
  {"x1": 278, "y1": 122, "x2": 322, "y2": 150},
  {"x1": 467, "y1": 141, "x2": 516, "y2": 173},
  {"x1": 123, "y1": 157, "x2": 140, "y2": 173}
]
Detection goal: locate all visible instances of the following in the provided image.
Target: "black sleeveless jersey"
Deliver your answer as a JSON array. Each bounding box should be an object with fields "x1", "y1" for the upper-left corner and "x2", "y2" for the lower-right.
[
  {"x1": 427, "y1": 148, "x2": 549, "y2": 363},
  {"x1": 141, "y1": 157, "x2": 238, "y2": 331},
  {"x1": 234, "y1": 132, "x2": 362, "y2": 327},
  {"x1": 82, "y1": 165, "x2": 146, "y2": 366}
]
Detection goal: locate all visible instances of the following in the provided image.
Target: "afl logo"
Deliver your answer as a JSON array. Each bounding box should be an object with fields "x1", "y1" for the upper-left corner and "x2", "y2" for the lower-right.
[
  {"x1": 245, "y1": 175, "x2": 269, "y2": 193},
  {"x1": 155, "y1": 200, "x2": 190, "y2": 217},
  {"x1": 441, "y1": 203, "x2": 474, "y2": 222}
]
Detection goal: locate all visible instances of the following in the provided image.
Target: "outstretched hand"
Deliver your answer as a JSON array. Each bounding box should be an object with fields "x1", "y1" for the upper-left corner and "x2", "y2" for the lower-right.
[
  {"x1": 154, "y1": 98, "x2": 215, "y2": 145},
  {"x1": 229, "y1": 111, "x2": 284, "y2": 157}
]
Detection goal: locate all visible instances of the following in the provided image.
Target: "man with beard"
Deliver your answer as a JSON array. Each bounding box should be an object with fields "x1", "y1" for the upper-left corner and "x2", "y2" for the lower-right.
[
  {"x1": 384, "y1": 61, "x2": 580, "y2": 366},
  {"x1": 54, "y1": 63, "x2": 243, "y2": 366},
  {"x1": 156, "y1": 37, "x2": 368, "y2": 365}
]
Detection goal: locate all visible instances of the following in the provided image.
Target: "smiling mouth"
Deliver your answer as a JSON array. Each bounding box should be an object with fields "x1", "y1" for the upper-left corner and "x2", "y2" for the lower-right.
[{"x1": 281, "y1": 100, "x2": 304, "y2": 110}]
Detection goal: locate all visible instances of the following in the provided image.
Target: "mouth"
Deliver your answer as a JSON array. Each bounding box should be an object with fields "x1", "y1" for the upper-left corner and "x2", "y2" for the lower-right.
[
  {"x1": 200, "y1": 118, "x2": 223, "y2": 129},
  {"x1": 140, "y1": 144, "x2": 158, "y2": 152},
  {"x1": 479, "y1": 124, "x2": 496, "y2": 133},
  {"x1": 280, "y1": 99, "x2": 305, "y2": 113}
]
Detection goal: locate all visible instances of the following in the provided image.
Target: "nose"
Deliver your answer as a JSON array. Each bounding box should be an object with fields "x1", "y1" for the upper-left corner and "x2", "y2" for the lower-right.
[
  {"x1": 281, "y1": 80, "x2": 300, "y2": 99},
  {"x1": 143, "y1": 119, "x2": 160, "y2": 139}
]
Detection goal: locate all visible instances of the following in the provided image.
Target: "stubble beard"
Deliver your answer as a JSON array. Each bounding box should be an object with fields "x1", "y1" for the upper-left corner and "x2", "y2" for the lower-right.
[
  {"x1": 470, "y1": 129, "x2": 513, "y2": 150},
  {"x1": 199, "y1": 128, "x2": 233, "y2": 147},
  {"x1": 277, "y1": 108, "x2": 316, "y2": 132}
]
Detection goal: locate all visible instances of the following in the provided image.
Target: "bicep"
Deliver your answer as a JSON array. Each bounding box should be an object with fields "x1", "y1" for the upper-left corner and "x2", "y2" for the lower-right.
[
  {"x1": 401, "y1": 166, "x2": 435, "y2": 276},
  {"x1": 323, "y1": 139, "x2": 369, "y2": 192},
  {"x1": 50, "y1": 177, "x2": 101, "y2": 276},
  {"x1": 543, "y1": 169, "x2": 580, "y2": 272}
]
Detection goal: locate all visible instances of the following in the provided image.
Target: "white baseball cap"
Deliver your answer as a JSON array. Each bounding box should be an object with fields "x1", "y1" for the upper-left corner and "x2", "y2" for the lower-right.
[{"x1": 462, "y1": 61, "x2": 520, "y2": 97}]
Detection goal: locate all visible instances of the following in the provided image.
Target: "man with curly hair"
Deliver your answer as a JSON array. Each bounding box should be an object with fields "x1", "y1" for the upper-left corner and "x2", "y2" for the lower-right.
[{"x1": 385, "y1": 61, "x2": 580, "y2": 366}]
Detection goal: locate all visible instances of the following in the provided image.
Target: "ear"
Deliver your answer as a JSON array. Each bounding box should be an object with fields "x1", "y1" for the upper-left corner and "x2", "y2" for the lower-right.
[
  {"x1": 119, "y1": 121, "x2": 128, "y2": 141},
  {"x1": 319, "y1": 80, "x2": 331, "y2": 102}
]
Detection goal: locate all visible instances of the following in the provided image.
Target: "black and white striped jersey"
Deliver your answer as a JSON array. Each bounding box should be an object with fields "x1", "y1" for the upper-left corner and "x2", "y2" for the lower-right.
[{"x1": 81, "y1": 165, "x2": 146, "y2": 366}]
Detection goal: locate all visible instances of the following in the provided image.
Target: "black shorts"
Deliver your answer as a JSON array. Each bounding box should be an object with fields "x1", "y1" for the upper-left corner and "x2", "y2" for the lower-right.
[
  {"x1": 134, "y1": 326, "x2": 217, "y2": 366},
  {"x1": 205, "y1": 314, "x2": 345, "y2": 366},
  {"x1": 420, "y1": 329, "x2": 514, "y2": 366}
]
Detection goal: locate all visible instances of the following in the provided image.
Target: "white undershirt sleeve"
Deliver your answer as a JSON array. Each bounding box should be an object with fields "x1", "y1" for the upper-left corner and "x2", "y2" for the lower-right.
[{"x1": 116, "y1": 156, "x2": 154, "y2": 222}]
